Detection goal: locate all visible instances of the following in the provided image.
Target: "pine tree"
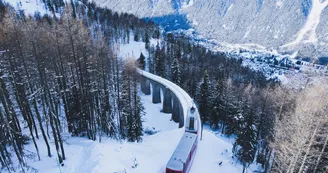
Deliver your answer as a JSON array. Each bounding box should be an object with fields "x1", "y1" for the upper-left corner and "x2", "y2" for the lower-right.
[
  {"x1": 233, "y1": 114, "x2": 257, "y2": 173},
  {"x1": 122, "y1": 59, "x2": 144, "y2": 142},
  {"x1": 134, "y1": 29, "x2": 139, "y2": 41},
  {"x1": 199, "y1": 70, "x2": 210, "y2": 126},
  {"x1": 138, "y1": 52, "x2": 146, "y2": 70},
  {"x1": 233, "y1": 85, "x2": 257, "y2": 173},
  {"x1": 148, "y1": 46, "x2": 154, "y2": 73},
  {"x1": 132, "y1": 79, "x2": 144, "y2": 142},
  {"x1": 171, "y1": 57, "x2": 181, "y2": 86},
  {"x1": 0, "y1": 0, "x2": 6, "y2": 18},
  {"x1": 120, "y1": 65, "x2": 131, "y2": 139},
  {"x1": 210, "y1": 77, "x2": 226, "y2": 130},
  {"x1": 145, "y1": 31, "x2": 150, "y2": 50},
  {"x1": 155, "y1": 42, "x2": 165, "y2": 77}
]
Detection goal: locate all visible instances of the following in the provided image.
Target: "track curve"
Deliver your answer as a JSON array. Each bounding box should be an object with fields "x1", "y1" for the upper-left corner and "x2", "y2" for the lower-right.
[{"x1": 138, "y1": 69, "x2": 202, "y2": 172}]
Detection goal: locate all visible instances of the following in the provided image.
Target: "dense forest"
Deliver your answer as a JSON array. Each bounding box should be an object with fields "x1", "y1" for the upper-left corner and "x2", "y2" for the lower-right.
[
  {"x1": 0, "y1": 0, "x2": 159, "y2": 171},
  {"x1": 0, "y1": 0, "x2": 327, "y2": 172},
  {"x1": 144, "y1": 28, "x2": 328, "y2": 173}
]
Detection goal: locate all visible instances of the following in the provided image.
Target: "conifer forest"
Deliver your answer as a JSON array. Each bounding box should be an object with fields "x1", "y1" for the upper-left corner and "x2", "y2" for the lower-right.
[{"x1": 0, "y1": 0, "x2": 327, "y2": 172}]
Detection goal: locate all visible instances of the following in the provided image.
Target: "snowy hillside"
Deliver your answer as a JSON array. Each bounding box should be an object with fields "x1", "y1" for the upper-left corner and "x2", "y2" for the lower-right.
[
  {"x1": 96, "y1": 0, "x2": 328, "y2": 58},
  {"x1": 4, "y1": 89, "x2": 258, "y2": 173}
]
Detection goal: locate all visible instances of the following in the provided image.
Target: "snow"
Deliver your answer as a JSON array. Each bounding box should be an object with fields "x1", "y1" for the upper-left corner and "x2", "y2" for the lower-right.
[
  {"x1": 274, "y1": 73, "x2": 289, "y2": 85},
  {"x1": 181, "y1": 0, "x2": 194, "y2": 9},
  {"x1": 142, "y1": 90, "x2": 179, "y2": 132},
  {"x1": 118, "y1": 40, "x2": 148, "y2": 60},
  {"x1": 5, "y1": 91, "x2": 181, "y2": 173},
  {"x1": 226, "y1": 4, "x2": 233, "y2": 13},
  {"x1": 191, "y1": 130, "x2": 259, "y2": 173},
  {"x1": 118, "y1": 37, "x2": 160, "y2": 73},
  {"x1": 6, "y1": 82, "x2": 259, "y2": 173},
  {"x1": 275, "y1": 0, "x2": 283, "y2": 8},
  {"x1": 6, "y1": 0, "x2": 47, "y2": 15},
  {"x1": 281, "y1": 0, "x2": 328, "y2": 48}
]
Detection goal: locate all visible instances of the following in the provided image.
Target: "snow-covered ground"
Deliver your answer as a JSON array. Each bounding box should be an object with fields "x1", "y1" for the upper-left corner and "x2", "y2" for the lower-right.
[
  {"x1": 5, "y1": 86, "x2": 259, "y2": 173},
  {"x1": 6, "y1": 0, "x2": 47, "y2": 14},
  {"x1": 191, "y1": 129, "x2": 259, "y2": 173},
  {"x1": 118, "y1": 40, "x2": 148, "y2": 60},
  {"x1": 6, "y1": 92, "x2": 182, "y2": 173},
  {"x1": 7, "y1": 93, "x2": 259, "y2": 173}
]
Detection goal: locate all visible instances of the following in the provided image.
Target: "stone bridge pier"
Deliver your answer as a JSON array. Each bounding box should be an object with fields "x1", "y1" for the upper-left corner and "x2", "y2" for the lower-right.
[
  {"x1": 140, "y1": 76, "x2": 184, "y2": 128},
  {"x1": 162, "y1": 88, "x2": 172, "y2": 114},
  {"x1": 140, "y1": 77, "x2": 151, "y2": 95},
  {"x1": 151, "y1": 81, "x2": 161, "y2": 104}
]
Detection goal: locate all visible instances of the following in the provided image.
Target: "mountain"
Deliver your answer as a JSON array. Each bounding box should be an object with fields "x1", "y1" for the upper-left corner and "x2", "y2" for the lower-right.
[{"x1": 96, "y1": 0, "x2": 328, "y2": 59}]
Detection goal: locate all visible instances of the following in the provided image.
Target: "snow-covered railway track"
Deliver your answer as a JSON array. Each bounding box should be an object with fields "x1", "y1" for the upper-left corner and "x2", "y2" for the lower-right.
[{"x1": 138, "y1": 69, "x2": 201, "y2": 173}]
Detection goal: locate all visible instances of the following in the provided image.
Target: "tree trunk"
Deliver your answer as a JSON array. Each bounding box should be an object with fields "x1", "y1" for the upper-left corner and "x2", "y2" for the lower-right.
[
  {"x1": 313, "y1": 134, "x2": 328, "y2": 173},
  {"x1": 53, "y1": 99, "x2": 66, "y2": 160},
  {"x1": 297, "y1": 122, "x2": 320, "y2": 173},
  {"x1": 33, "y1": 99, "x2": 52, "y2": 157},
  {"x1": 49, "y1": 106, "x2": 63, "y2": 166}
]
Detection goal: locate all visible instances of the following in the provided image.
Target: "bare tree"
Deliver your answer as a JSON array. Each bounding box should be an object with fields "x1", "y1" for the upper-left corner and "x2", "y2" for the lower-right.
[{"x1": 271, "y1": 81, "x2": 328, "y2": 173}]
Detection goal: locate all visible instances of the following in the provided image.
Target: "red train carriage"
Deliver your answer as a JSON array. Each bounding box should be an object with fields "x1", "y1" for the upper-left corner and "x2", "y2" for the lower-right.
[{"x1": 166, "y1": 133, "x2": 198, "y2": 173}]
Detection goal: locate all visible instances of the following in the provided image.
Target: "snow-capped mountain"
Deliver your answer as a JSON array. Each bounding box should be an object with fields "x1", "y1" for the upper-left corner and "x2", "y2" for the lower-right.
[{"x1": 97, "y1": 0, "x2": 328, "y2": 59}]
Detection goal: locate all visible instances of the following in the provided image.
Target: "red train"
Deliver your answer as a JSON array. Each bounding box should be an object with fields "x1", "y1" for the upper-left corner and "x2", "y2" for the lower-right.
[
  {"x1": 165, "y1": 133, "x2": 198, "y2": 173},
  {"x1": 165, "y1": 106, "x2": 200, "y2": 173}
]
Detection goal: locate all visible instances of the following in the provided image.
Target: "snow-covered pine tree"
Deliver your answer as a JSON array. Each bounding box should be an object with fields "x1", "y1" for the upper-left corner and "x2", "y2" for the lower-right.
[
  {"x1": 122, "y1": 59, "x2": 144, "y2": 142},
  {"x1": 210, "y1": 76, "x2": 226, "y2": 130},
  {"x1": 132, "y1": 79, "x2": 144, "y2": 142},
  {"x1": 120, "y1": 63, "x2": 132, "y2": 139},
  {"x1": 233, "y1": 85, "x2": 257, "y2": 173},
  {"x1": 198, "y1": 70, "x2": 210, "y2": 126},
  {"x1": 171, "y1": 57, "x2": 181, "y2": 86},
  {"x1": 233, "y1": 114, "x2": 257, "y2": 173},
  {"x1": 222, "y1": 78, "x2": 242, "y2": 136}
]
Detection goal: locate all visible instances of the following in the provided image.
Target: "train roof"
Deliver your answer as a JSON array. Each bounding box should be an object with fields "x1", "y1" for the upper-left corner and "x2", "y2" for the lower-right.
[{"x1": 166, "y1": 133, "x2": 198, "y2": 171}]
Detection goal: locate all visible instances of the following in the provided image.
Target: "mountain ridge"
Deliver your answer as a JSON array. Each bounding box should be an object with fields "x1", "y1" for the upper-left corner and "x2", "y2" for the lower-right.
[{"x1": 97, "y1": 0, "x2": 328, "y2": 59}]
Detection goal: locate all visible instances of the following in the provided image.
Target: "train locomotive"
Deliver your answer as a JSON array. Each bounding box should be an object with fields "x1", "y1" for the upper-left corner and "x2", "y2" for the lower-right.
[{"x1": 165, "y1": 105, "x2": 200, "y2": 173}]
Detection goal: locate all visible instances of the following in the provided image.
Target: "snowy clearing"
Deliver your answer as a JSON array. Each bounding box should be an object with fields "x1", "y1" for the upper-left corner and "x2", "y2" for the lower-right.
[
  {"x1": 191, "y1": 130, "x2": 259, "y2": 173},
  {"x1": 6, "y1": 0, "x2": 47, "y2": 15},
  {"x1": 118, "y1": 40, "x2": 148, "y2": 60}
]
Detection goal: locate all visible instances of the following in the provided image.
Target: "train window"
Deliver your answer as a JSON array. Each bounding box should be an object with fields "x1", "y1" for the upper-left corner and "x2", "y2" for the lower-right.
[
  {"x1": 166, "y1": 169, "x2": 180, "y2": 173},
  {"x1": 189, "y1": 117, "x2": 194, "y2": 130},
  {"x1": 190, "y1": 107, "x2": 195, "y2": 113}
]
